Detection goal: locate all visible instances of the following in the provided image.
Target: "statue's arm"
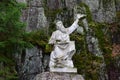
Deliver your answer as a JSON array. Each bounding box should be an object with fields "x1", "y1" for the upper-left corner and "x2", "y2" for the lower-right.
[
  {"x1": 49, "y1": 32, "x2": 56, "y2": 44},
  {"x1": 67, "y1": 14, "x2": 86, "y2": 34},
  {"x1": 67, "y1": 19, "x2": 79, "y2": 34}
]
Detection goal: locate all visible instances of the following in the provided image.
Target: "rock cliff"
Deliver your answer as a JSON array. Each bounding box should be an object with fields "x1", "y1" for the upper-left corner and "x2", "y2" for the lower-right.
[{"x1": 16, "y1": 0, "x2": 120, "y2": 80}]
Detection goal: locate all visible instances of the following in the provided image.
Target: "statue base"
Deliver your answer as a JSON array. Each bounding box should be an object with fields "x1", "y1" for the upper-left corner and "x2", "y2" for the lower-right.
[
  {"x1": 34, "y1": 72, "x2": 84, "y2": 80},
  {"x1": 50, "y1": 67, "x2": 77, "y2": 73}
]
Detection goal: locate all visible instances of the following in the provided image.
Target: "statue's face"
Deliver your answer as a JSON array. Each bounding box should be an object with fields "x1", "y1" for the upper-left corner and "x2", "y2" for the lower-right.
[
  {"x1": 56, "y1": 21, "x2": 63, "y2": 29},
  {"x1": 56, "y1": 21, "x2": 64, "y2": 30}
]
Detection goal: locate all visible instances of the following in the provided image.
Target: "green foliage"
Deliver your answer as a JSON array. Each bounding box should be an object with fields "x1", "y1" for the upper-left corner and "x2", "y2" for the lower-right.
[
  {"x1": 0, "y1": 0, "x2": 29, "y2": 79},
  {"x1": 89, "y1": 22, "x2": 112, "y2": 55},
  {"x1": 70, "y1": 4, "x2": 112, "y2": 78},
  {"x1": 73, "y1": 53, "x2": 103, "y2": 80},
  {"x1": 71, "y1": 21, "x2": 113, "y2": 79},
  {"x1": 71, "y1": 32, "x2": 85, "y2": 52},
  {"x1": 71, "y1": 32, "x2": 103, "y2": 80},
  {"x1": 0, "y1": 65, "x2": 18, "y2": 80},
  {"x1": 24, "y1": 30, "x2": 52, "y2": 53},
  {"x1": 78, "y1": 3, "x2": 93, "y2": 22},
  {"x1": 116, "y1": 11, "x2": 120, "y2": 21},
  {"x1": 70, "y1": 7, "x2": 104, "y2": 79},
  {"x1": 0, "y1": 0, "x2": 28, "y2": 54}
]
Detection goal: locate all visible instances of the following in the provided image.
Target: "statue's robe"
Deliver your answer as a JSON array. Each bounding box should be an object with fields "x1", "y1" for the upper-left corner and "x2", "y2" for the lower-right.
[{"x1": 49, "y1": 20, "x2": 79, "y2": 68}]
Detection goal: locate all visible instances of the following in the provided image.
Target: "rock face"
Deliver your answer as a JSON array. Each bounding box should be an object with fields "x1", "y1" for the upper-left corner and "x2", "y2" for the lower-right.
[
  {"x1": 16, "y1": 0, "x2": 119, "y2": 80},
  {"x1": 46, "y1": 0, "x2": 116, "y2": 24},
  {"x1": 20, "y1": 47, "x2": 44, "y2": 80},
  {"x1": 15, "y1": 47, "x2": 49, "y2": 80},
  {"x1": 115, "y1": 0, "x2": 120, "y2": 11},
  {"x1": 34, "y1": 72, "x2": 84, "y2": 80},
  {"x1": 16, "y1": 0, "x2": 49, "y2": 80},
  {"x1": 81, "y1": 0, "x2": 116, "y2": 23},
  {"x1": 25, "y1": 3, "x2": 47, "y2": 31}
]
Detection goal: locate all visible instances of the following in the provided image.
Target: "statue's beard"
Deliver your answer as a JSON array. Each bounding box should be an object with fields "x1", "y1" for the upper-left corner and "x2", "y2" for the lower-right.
[{"x1": 59, "y1": 25, "x2": 67, "y2": 33}]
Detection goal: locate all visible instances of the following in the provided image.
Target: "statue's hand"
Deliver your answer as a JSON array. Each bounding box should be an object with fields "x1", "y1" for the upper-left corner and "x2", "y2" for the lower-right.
[{"x1": 77, "y1": 14, "x2": 86, "y2": 19}]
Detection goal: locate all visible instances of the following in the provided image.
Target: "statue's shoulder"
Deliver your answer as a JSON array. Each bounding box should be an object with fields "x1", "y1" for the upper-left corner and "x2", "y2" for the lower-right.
[
  {"x1": 51, "y1": 30, "x2": 58, "y2": 37},
  {"x1": 53, "y1": 30, "x2": 61, "y2": 34}
]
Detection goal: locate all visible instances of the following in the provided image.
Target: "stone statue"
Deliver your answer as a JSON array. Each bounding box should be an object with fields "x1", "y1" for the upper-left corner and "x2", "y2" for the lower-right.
[{"x1": 49, "y1": 14, "x2": 85, "y2": 72}]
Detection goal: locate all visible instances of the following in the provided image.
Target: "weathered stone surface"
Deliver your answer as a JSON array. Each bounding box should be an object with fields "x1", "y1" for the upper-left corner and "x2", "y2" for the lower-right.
[
  {"x1": 18, "y1": 47, "x2": 44, "y2": 80},
  {"x1": 27, "y1": 7, "x2": 39, "y2": 31},
  {"x1": 47, "y1": 0, "x2": 63, "y2": 9},
  {"x1": 16, "y1": 47, "x2": 49, "y2": 80},
  {"x1": 27, "y1": 0, "x2": 43, "y2": 7},
  {"x1": 115, "y1": 0, "x2": 120, "y2": 11},
  {"x1": 26, "y1": 7, "x2": 47, "y2": 31},
  {"x1": 48, "y1": 0, "x2": 117, "y2": 23},
  {"x1": 16, "y1": 0, "x2": 49, "y2": 80},
  {"x1": 81, "y1": 0, "x2": 116, "y2": 23},
  {"x1": 16, "y1": 0, "x2": 26, "y2": 3},
  {"x1": 47, "y1": 0, "x2": 76, "y2": 9},
  {"x1": 37, "y1": 8, "x2": 48, "y2": 28},
  {"x1": 65, "y1": 0, "x2": 76, "y2": 9},
  {"x1": 34, "y1": 72, "x2": 84, "y2": 80},
  {"x1": 17, "y1": 1, "x2": 47, "y2": 32}
]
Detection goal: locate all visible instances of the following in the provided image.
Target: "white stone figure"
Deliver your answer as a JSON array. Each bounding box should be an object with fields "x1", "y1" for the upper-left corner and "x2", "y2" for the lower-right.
[{"x1": 49, "y1": 14, "x2": 85, "y2": 72}]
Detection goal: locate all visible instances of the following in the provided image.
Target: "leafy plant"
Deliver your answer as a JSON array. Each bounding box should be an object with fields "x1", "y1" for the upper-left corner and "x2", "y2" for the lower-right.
[
  {"x1": 24, "y1": 30, "x2": 52, "y2": 54},
  {"x1": 0, "y1": 0, "x2": 30, "y2": 79}
]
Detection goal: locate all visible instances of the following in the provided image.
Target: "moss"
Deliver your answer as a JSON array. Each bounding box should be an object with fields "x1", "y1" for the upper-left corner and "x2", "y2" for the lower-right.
[
  {"x1": 70, "y1": 31, "x2": 103, "y2": 79},
  {"x1": 73, "y1": 52, "x2": 103, "y2": 80},
  {"x1": 72, "y1": 3, "x2": 112, "y2": 79},
  {"x1": 77, "y1": 3, "x2": 93, "y2": 22},
  {"x1": 89, "y1": 22, "x2": 112, "y2": 51},
  {"x1": 89, "y1": 21, "x2": 112, "y2": 63},
  {"x1": 71, "y1": 20, "x2": 112, "y2": 79},
  {"x1": 0, "y1": 61, "x2": 18, "y2": 80},
  {"x1": 24, "y1": 30, "x2": 52, "y2": 54},
  {"x1": 116, "y1": 11, "x2": 120, "y2": 21}
]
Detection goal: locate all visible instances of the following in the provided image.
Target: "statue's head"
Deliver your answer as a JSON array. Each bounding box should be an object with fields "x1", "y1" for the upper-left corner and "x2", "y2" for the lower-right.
[{"x1": 54, "y1": 20, "x2": 65, "y2": 30}]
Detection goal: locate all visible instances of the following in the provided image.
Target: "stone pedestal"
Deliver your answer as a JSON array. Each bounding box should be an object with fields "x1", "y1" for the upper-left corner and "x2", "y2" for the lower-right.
[
  {"x1": 34, "y1": 72, "x2": 84, "y2": 80},
  {"x1": 50, "y1": 67, "x2": 77, "y2": 73}
]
